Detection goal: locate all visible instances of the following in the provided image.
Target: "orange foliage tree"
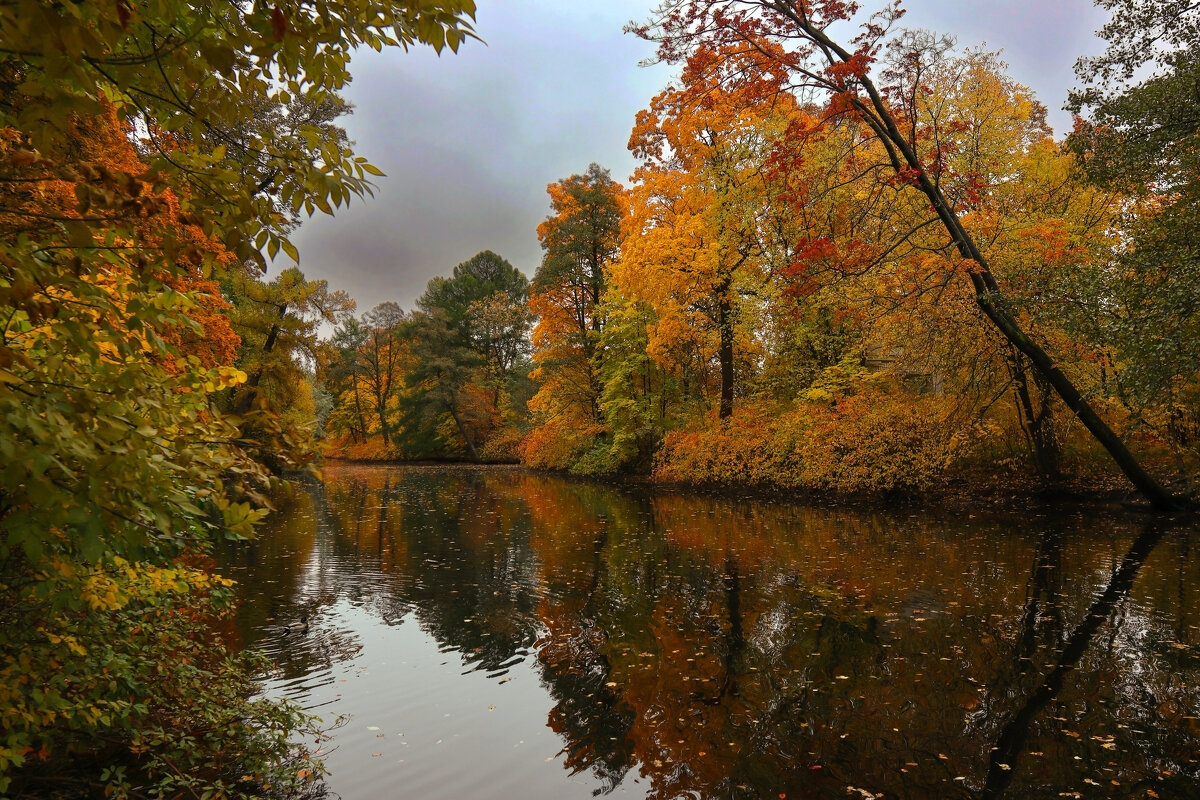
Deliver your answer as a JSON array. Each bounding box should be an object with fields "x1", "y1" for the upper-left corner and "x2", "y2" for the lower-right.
[
  {"x1": 523, "y1": 165, "x2": 625, "y2": 469},
  {"x1": 620, "y1": 42, "x2": 796, "y2": 420}
]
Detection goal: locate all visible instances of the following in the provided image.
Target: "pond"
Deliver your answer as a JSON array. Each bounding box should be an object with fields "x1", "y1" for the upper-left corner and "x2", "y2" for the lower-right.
[{"x1": 218, "y1": 463, "x2": 1200, "y2": 799}]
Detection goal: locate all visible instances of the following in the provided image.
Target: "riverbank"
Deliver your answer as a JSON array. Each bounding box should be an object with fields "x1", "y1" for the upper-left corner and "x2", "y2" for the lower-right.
[{"x1": 318, "y1": 453, "x2": 1183, "y2": 519}]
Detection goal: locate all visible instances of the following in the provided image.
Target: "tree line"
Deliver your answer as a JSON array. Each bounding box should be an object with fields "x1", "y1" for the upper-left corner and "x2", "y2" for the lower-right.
[{"x1": 320, "y1": 0, "x2": 1199, "y2": 510}]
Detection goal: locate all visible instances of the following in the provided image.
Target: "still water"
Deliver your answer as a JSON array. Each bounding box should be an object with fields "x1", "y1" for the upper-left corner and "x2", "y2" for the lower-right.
[{"x1": 218, "y1": 464, "x2": 1200, "y2": 799}]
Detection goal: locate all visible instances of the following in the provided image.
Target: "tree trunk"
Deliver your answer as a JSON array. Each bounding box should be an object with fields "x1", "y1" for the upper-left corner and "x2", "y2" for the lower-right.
[
  {"x1": 376, "y1": 388, "x2": 390, "y2": 446},
  {"x1": 353, "y1": 382, "x2": 367, "y2": 444},
  {"x1": 1009, "y1": 349, "x2": 1060, "y2": 480},
  {"x1": 235, "y1": 303, "x2": 287, "y2": 415},
  {"x1": 785, "y1": 9, "x2": 1186, "y2": 510},
  {"x1": 447, "y1": 397, "x2": 481, "y2": 462},
  {"x1": 717, "y1": 278, "x2": 735, "y2": 420}
]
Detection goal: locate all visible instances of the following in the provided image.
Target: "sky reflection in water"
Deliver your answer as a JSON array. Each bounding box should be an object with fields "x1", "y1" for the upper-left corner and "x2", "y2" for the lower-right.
[{"x1": 217, "y1": 464, "x2": 1200, "y2": 800}]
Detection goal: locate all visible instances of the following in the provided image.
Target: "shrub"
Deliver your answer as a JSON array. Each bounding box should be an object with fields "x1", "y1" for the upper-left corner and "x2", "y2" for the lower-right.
[
  {"x1": 0, "y1": 554, "x2": 324, "y2": 798},
  {"x1": 519, "y1": 418, "x2": 605, "y2": 471},
  {"x1": 479, "y1": 424, "x2": 525, "y2": 463},
  {"x1": 654, "y1": 392, "x2": 971, "y2": 494}
]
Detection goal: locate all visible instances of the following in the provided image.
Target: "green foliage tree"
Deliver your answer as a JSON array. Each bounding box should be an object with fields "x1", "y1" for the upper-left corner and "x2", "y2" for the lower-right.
[
  {"x1": 397, "y1": 251, "x2": 533, "y2": 459},
  {"x1": 1069, "y1": 0, "x2": 1200, "y2": 479},
  {"x1": 360, "y1": 301, "x2": 407, "y2": 446},
  {"x1": 418, "y1": 249, "x2": 533, "y2": 391},
  {"x1": 398, "y1": 309, "x2": 487, "y2": 460},
  {"x1": 585, "y1": 297, "x2": 672, "y2": 474},
  {"x1": 322, "y1": 316, "x2": 372, "y2": 443}
]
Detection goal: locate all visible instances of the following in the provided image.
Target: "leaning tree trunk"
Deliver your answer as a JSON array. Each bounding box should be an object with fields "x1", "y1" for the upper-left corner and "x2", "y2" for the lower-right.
[
  {"x1": 446, "y1": 395, "x2": 481, "y2": 462},
  {"x1": 1009, "y1": 348, "x2": 1061, "y2": 480},
  {"x1": 784, "y1": 8, "x2": 1187, "y2": 511},
  {"x1": 914, "y1": 167, "x2": 1179, "y2": 509}
]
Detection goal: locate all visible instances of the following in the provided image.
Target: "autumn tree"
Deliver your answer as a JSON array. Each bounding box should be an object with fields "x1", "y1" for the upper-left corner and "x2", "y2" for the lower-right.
[
  {"x1": 530, "y1": 165, "x2": 625, "y2": 416},
  {"x1": 522, "y1": 166, "x2": 625, "y2": 469},
  {"x1": 0, "y1": 104, "x2": 311, "y2": 796},
  {"x1": 815, "y1": 44, "x2": 1123, "y2": 479},
  {"x1": 359, "y1": 302, "x2": 407, "y2": 446},
  {"x1": 632, "y1": 0, "x2": 1185, "y2": 508},
  {"x1": 535, "y1": 165, "x2": 624, "y2": 340},
  {"x1": 1, "y1": 0, "x2": 477, "y2": 266},
  {"x1": 0, "y1": 0, "x2": 477, "y2": 793},
  {"x1": 220, "y1": 265, "x2": 355, "y2": 470},
  {"x1": 229, "y1": 267, "x2": 355, "y2": 412},
  {"x1": 622, "y1": 47, "x2": 794, "y2": 419}
]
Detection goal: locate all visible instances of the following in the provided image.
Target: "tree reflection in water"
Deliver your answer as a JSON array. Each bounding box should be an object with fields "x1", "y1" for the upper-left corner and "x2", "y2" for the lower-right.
[{"x1": 224, "y1": 465, "x2": 1200, "y2": 799}]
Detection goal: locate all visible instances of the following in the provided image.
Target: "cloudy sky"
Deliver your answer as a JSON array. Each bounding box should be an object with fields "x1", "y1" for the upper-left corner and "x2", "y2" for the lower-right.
[{"x1": 289, "y1": 0, "x2": 1113, "y2": 316}]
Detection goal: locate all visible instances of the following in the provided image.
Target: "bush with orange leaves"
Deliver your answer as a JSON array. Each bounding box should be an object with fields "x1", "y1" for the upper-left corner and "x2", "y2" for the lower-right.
[
  {"x1": 655, "y1": 391, "x2": 975, "y2": 495},
  {"x1": 518, "y1": 418, "x2": 606, "y2": 471}
]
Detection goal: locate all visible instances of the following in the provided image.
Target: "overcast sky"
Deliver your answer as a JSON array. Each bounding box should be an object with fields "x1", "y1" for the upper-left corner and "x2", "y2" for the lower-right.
[{"x1": 288, "y1": 0, "x2": 1113, "y2": 317}]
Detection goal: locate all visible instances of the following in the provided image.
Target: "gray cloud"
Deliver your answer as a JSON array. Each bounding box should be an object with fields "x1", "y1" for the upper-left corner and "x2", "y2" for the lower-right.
[
  {"x1": 286, "y1": 0, "x2": 1110, "y2": 318},
  {"x1": 898, "y1": 0, "x2": 1109, "y2": 133}
]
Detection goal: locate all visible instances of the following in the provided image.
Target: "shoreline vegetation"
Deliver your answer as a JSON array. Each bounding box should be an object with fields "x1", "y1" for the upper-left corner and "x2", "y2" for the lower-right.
[{"x1": 317, "y1": 451, "x2": 1162, "y2": 517}]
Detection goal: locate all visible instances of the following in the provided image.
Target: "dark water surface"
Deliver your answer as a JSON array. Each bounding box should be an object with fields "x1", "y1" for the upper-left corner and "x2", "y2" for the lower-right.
[{"x1": 218, "y1": 464, "x2": 1200, "y2": 799}]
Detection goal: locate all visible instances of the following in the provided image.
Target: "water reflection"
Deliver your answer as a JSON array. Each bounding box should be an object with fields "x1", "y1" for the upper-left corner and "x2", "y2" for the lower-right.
[{"x1": 220, "y1": 465, "x2": 1200, "y2": 800}]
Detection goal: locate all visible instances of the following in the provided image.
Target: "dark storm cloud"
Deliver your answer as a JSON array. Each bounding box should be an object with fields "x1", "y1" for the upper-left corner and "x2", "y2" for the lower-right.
[{"x1": 287, "y1": 0, "x2": 1109, "y2": 319}]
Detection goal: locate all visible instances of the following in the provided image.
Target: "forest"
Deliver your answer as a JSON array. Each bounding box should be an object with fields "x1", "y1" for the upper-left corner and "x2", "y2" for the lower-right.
[
  {"x1": 319, "y1": 2, "x2": 1199, "y2": 511},
  {"x1": 0, "y1": 0, "x2": 1197, "y2": 796}
]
